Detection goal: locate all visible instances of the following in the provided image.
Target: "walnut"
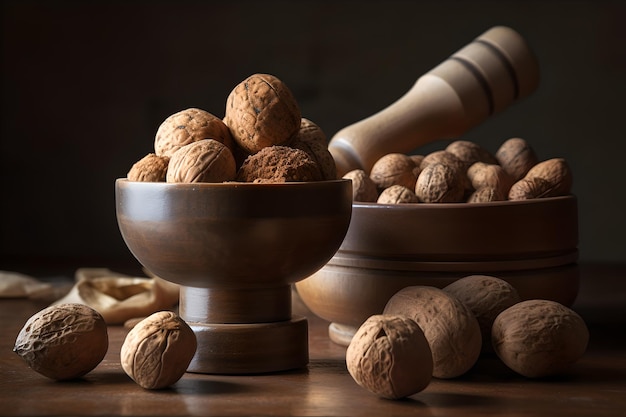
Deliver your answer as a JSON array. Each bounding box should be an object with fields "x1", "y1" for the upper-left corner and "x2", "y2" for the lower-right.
[
  {"x1": 343, "y1": 169, "x2": 378, "y2": 202},
  {"x1": 154, "y1": 108, "x2": 234, "y2": 158},
  {"x1": 13, "y1": 303, "x2": 108, "y2": 380},
  {"x1": 377, "y1": 185, "x2": 419, "y2": 204},
  {"x1": 291, "y1": 118, "x2": 337, "y2": 180},
  {"x1": 346, "y1": 315, "x2": 432, "y2": 399},
  {"x1": 524, "y1": 157, "x2": 573, "y2": 197},
  {"x1": 492, "y1": 299, "x2": 589, "y2": 378},
  {"x1": 467, "y1": 162, "x2": 514, "y2": 197},
  {"x1": 383, "y1": 286, "x2": 482, "y2": 378},
  {"x1": 508, "y1": 177, "x2": 554, "y2": 200},
  {"x1": 370, "y1": 153, "x2": 417, "y2": 191},
  {"x1": 466, "y1": 186, "x2": 505, "y2": 203},
  {"x1": 236, "y1": 145, "x2": 322, "y2": 183},
  {"x1": 224, "y1": 73, "x2": 301, "y2": 154},
  {"x1": 445, "y1": 140, "x2": 498, "y2": 169},
  {"x1": 420, "y1": 150, "x2": 464, "y2": 171},
  {"x1": 443, "y1": 275, "x2": 521, "y2": 353},
  {"x1": 166, "y1": 139, "x2": 236, "y2": 183},
  {"x1": 415, "y1": 163, "x2": 465, "y2": 203},
  {"x1": 120, "y1": 311, "x2": 197, "y2": 389},
  {"x1": 495, "y1": 137, "x2": 538, "y2": 181},
  {"x1": 127, "y1": 153, "x2": 169, "y2": 182}
]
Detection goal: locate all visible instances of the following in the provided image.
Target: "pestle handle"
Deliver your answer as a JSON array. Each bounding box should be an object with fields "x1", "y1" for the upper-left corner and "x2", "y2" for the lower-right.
[{"x1": 328, "y1": 26, "x2": 541, "y2": 177}]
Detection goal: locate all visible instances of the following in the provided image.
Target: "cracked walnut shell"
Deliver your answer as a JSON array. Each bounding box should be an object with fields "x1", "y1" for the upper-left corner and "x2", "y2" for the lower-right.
[
  {"x1": 224, "y1": 73, "x2": 301, "y2": 154},
  {"x1": 121, "y1": 311, "x2": 197, "y2": 389},
  {"x1": 346, "y1": 315, "x2": 432, "y2": 399},
  {"x1": 236, "y1": 145, "x2": 322, "y2": 183},
  {"x1": 14, "y1": 303, "x2": 108, "y2": 380}
]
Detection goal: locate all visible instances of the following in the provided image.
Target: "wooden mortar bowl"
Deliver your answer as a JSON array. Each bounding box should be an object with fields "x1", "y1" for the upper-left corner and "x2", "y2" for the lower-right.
[
  {"x1": 296, "y1": 195, "x2": 579, "y2": 346},
  {"x1": 115, "y1": 178, "x2": 352, "y2": 373}
]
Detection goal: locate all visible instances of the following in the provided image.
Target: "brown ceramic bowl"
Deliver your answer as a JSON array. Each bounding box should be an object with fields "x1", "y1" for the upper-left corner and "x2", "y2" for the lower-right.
[
  {"x1": 115, "y1": 178, "x2": 352, "y2": 373},
  {"x1": 296, "y1": 195, "x2": 580, "y2": 346}
]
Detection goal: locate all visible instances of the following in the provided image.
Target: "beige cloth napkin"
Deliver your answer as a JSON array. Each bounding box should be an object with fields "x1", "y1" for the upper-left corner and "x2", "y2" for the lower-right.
[
  {"x1": 52, "y1": 268, "x2": 180, "y2": 325},
  {"x1": 0, "y1": 271, "x2": 54, "y2": 298}
]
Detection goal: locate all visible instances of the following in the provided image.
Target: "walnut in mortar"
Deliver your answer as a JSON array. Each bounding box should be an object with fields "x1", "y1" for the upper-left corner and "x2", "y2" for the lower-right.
[
  {"x1": 343, "y1": 169, "x2": 378, "y2": 202},
  {"x1": 495, "y1": 137, "x2": 539, "y2": 181},
  {"x1": 383, "y1": 286, "x2": 482, "y2": 378},
  {"x1": 466, "y1": 186, "x2": 505, "y2": 203},
  {"x1": 420, "y1": 150, "x2": 471, "y2": 193},
  {"x1": 121, "y1": 311, "x2": 197, "y2": 390},
  {"x1": 370, "y1": 153, "x2": 418, "y2": 191},
  {"x1": 13, "y1": 303, "x2": 108, "y2": 380},
  {"x1": 445, "y1": 140, "x2": 498, "y2": 169},
  {"x1": 467, "y1": 162, "x2": 515, "y2": 197},
  {"x1": 236, "y1": 145, "x2": 322, "y2": 183},
  {"x1": 291, "y1": 118, "x2": 337, "y2": 180},
  {"x1": 415, "y1": 163, "x2": 465, "y2": 203},
  {"x1": 377, "y1": 185, "x2": 419, "y2": 204},
  {"x1": 508, "y1": 177, "x2": 554, "y2": 200},
  {"x1": 154, "y1": 108, "x2": 234, "y2": 158},
  {"x1": 492, "y1": 300, "x2": 589, "y2": 378},
  {"x1": 166, "y1": 139, "x2": 236, "y2": 183},
  {"x1": 127, "y1": 153, "x2": 170, "y2": 182},
  {"x1": 224, "y1": 73, "x2": 301, "y2": 154},
  {"x1": 443, "y1": 275, "x2": 521, "y2": 353},
  {"x1": 346, "y1": 315, "x2": 433, "y2": 400},
  {"x1": 524, "y1": 157, "x2": 573, "y2": 197}
]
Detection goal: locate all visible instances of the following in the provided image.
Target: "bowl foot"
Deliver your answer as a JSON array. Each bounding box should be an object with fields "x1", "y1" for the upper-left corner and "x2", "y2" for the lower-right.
[
  {"x1": 179, "y1": 285, "x2": 308, "y2": 374},
  {"x1": 328, "y1": 322, "x2": 357, "y2": 347},
  {"x1": 185, "y1": 317, "x2": 309, "y2": 374}
]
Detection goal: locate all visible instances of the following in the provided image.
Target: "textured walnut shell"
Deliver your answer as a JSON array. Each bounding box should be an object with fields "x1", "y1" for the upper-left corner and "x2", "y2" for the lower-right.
[
  {"x1": 384, "y1": 286, "x2": 482, "y2": 378},
  {"x1": 377, "y1": 185, "x2": 419, "y2": 204},
  {"x1": 495, "y1": 137, "x2": 539, "y2": 181},
  {"x1": 13, "y1": 303, "x2": 108, "y2": 380},
  {"x1": 236, "y1": 145, "x2": 322, "y2": 183},
  {"x1": 291, "y1": 118, "x2": 337, "y2": 180},
  {"x1": 370, "y1": 153, "x2": 418, "y2": 191},
  {"x1": 444, "y1": 275, "x2": 521, "y2": 353},
  {"x1": 127, "y1": 153, "x2": 169, "y2": 182},
  {"x1": 524, "y1": 158, "x2": 573, "y2": 197},
  {"x1": 224, "y1": 73, "x2": 301, "y2": 154},
  {"x1": 446, "y1": 140, "x2": 498, "y2": 169},
  {"x1": 343, "y1": 169, "x2": 378, "y2": 202},
  {"x1": 346, "y1": 315, "x2": 433, "y2": 399},
  {"x1": 492, "y1": 299, "x2": 589, "y2": 378},
  {"x1": 467, "y1": 162, "x2": 514, "y2": 197},
  {"x1": 508, "y1": 177, "x2": 554, "y2": 200},
  {"x1": 121, "y1": 311, "x2": 197, "y2": 389},
  {"x1": 154, "y1": 108, "x2": 234, "y2": 158},
  {"x1": 166, "y1": 139, "x2": 236, "y2": 183},
  {"x1": 466, "y1": 186, "x2": 505, "y2": 203},
  {"x1": 415, "y1": 163, "x2": 465, "y2": 203}
]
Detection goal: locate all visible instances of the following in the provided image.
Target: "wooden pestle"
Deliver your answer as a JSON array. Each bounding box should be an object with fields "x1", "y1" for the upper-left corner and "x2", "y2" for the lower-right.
[{"x1": 328, "y1": 26, "x2": 541, "y2": 177}]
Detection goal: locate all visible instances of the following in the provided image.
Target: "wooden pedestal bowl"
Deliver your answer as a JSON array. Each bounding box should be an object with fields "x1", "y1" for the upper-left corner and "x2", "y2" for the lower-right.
[
  {"x1": 296, "y1": 195, "x2": 579, "y2": 346},
  {"x1": 115, "y1": 178, "x2": 352, "y2": 374}
]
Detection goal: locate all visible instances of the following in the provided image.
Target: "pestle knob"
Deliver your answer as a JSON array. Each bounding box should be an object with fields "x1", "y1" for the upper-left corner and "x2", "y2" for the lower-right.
[{"x1": 328, "y1": 26, "x2": 540, "y2": 177}]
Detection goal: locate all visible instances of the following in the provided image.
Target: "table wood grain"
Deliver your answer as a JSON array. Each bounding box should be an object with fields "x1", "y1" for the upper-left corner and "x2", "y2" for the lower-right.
[{"x1": 1, "y1": 263, "x2": 625, "y2": 416}]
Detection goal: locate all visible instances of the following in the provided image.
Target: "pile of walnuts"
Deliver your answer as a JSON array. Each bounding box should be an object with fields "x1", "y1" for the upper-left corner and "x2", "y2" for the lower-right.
[
  {"x1": 344, "y1": 138, "x2": 573, "y2": 203},
  {"x1": 127, "y1": 73, "x2": 336, "y2": 184},
  {"x1": 347, "y1": 275, "x2": 589, "y2": 399}
]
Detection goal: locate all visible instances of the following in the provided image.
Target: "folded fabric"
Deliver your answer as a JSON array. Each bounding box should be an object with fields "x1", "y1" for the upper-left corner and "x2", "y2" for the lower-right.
[
  {"x1": 52, "y1": 268, "x2": 179, "y2": 325},
  {"x1": 0, "y1": 271, "x2": 53, "y2": 298}
]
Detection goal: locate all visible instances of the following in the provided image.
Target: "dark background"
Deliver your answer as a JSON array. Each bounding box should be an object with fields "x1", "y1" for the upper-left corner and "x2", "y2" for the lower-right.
[{"x1": 2, "y1": 0, "x2": 625, "y2": 274}]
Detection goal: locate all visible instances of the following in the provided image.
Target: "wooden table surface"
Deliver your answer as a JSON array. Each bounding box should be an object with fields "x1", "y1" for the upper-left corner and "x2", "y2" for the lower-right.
[{"x1": 1, "y1": 263, "x2": 625, "y2": 416}]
